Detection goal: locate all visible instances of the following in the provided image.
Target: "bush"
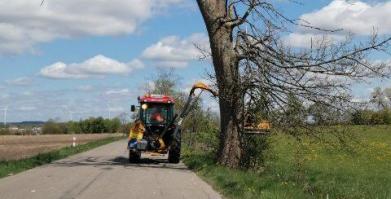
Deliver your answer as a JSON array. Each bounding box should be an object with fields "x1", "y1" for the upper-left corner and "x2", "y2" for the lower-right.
[
  {"x1": 104, "y1": 118, "x2": 121, "y2": 133},
  {"x1": 240, "y1": 134, "x2": 269, "y2": 169},
  {"x1": 42, "y1": 120, "x2": 68, "y2": 134},
  {"x1": 195, "y1": 127, "x2": 219, "y2": 151},
  {"x1": 380, "y1": 109, "x2": 391, "y2": 124},
  {"x1": 371, "y1": 112, "x2": 384, "y2": 125},
  {"x1": 0, "y1": 129, "x2": 10, "y2": 135},
  {"x1": 351, "y1": 110, "x2": 373, "y2": 125}
]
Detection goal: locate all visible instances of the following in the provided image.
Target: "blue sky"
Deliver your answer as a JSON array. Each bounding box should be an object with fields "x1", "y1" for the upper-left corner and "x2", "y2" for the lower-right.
[{"x1": 0, "y1": 0, "x2": 390, "y2": 122}]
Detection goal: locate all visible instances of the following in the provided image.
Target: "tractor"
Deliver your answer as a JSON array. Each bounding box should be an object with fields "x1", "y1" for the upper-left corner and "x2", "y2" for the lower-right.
[{"x1": 128, "y1": 82, "x2": 217, "y2": 163}]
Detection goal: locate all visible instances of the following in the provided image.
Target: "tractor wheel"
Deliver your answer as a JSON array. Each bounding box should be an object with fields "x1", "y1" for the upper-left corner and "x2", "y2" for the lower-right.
[
  {"x1": 168, "y1": 129, "x2": 181, "y2": 164},
  {"x1": 128, "y1": 150, "x2": 141, "y2": 163}
]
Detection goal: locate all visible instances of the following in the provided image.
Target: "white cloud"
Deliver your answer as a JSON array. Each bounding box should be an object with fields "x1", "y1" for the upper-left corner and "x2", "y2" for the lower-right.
[
  {"x1": 18, "y1": 106, "x2": 37, "y2": 111},
  {"x1": 105, "y1": 89, "x2": 131, "y2": 96},
  {"x1": 5, "y1": 77, "x2": 33, "y2": 86},
  {"x1": 108, "y1": 106, "x2": 126, "y2": 112},
  {"x1": 300, "y1": 0, "x2": 391, "y2": 35},
  {"x1": 40, "y1": 55, "x2": 144, "y2": 79},
  {"x1": 22, "y1": 91, "x2": 34, "y2": 96},
  {"x1": 283, "y1": 0, "x2": 391, "y2": 48},
  {"x1": 0, "y1": 93, "x2": 10, "y2": 100},
  {"x1": 77, "y1": 85, "x2": 94, "y2": 92},
  {"x1": 142, "y1": 33, "x2": 210, "y2": 68},
  {"x1": 0, "y1": 0, "x2": 182, "y2": 54}
]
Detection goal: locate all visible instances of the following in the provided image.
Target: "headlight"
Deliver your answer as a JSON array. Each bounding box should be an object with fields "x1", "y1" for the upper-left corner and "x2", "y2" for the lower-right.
[{"x1": 141, "y1": 104, "x2": 148, "y2": 110}]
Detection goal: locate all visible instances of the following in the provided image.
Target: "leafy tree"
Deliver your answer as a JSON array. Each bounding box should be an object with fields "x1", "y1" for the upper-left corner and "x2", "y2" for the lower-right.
[
  {"x1": 67, "y1": 121, "x2": 81, "y2": 134},
  {"x1": 104, "y1": 118, "x2": 121, "y2": 133},
  {"x1": 197, "y1": 0, "x2": 391, "y2": 168},
  {"x1": 42, "y1": 120, "x2": 67, "y2": 134}
]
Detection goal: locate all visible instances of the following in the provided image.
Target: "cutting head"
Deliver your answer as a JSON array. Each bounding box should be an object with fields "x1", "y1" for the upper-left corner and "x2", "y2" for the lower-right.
[{"x1": 191, "y1": 82, "x2": 218, "y2": 97}]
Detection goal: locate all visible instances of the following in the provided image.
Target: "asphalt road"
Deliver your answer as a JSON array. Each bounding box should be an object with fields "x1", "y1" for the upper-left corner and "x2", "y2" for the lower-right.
[{"x1": 0, "y1": 139, "x2": 221, "y2": 199}]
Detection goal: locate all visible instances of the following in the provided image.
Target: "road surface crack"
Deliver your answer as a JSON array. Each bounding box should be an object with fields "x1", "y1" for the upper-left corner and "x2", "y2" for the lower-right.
[{"x1": 60, "y1": 171, "x2": 105, "y2": 199}]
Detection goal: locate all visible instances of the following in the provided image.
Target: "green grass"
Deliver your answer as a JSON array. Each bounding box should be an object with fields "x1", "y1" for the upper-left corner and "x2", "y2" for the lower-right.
[
  {"x1": 0, "y1": 136, "x2": 123, "y2": 179},
  {"x1": 183, "y1": 125, "x2": 391, "y2": 199}
]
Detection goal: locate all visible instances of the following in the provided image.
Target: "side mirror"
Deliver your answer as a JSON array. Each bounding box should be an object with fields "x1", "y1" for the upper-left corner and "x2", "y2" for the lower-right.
[{"x1": 130, "y1": 105, "x2": 136, "y2": 112}]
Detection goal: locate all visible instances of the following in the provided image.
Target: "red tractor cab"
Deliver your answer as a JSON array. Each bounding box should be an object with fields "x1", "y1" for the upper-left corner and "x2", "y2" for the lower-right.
[{"x1": 138, "y1": 95, "x2": 175, "y2": 127}]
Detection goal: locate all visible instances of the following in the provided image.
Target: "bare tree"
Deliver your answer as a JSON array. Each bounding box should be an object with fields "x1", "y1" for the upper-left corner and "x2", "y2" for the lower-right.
[
  {"x1": 146, "y1": 68, "x2": 180, "y2": 96},
  {"x1": 370, "y1": 87, "x2": 388, "y2": 110},
  {"x1": 196, "y1": 0, "x2": 391, "y2": 168}
]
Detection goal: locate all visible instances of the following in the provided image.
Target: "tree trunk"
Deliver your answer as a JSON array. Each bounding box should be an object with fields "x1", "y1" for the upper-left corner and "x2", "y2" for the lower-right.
[{"x1": 197, "y1": 0, "x2": 243, "y2": 168}]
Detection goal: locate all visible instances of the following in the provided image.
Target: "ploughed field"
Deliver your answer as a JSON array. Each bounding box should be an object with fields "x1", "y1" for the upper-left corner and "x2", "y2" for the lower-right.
[{"x1": 0, "y1": 134, "x2": 121, "y2": 161}]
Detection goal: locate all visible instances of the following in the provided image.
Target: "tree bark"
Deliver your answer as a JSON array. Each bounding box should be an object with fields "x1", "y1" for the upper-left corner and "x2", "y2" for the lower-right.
[{"x1": 197, "y1": 0, "x2": 243, "y2": 168}]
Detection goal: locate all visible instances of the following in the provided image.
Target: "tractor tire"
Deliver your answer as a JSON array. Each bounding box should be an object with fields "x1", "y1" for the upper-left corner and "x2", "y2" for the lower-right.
[
  {"x1": 168, "y1": 129, "x2": 181, "y2": 164},
  {"x1": 128, "y1": 150, "x2": 141, "y2": 163}
]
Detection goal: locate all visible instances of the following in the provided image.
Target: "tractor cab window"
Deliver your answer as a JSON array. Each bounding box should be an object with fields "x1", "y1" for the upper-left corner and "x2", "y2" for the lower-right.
[{"x1": 141, "y1": 103, "x2": 171, "y2": 125}]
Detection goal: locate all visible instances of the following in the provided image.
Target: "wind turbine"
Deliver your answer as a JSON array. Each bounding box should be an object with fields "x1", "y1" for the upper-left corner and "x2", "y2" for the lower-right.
[
  {"x1": 106, "y1": 104, "x2": 111, "y2": 119},
  {"x1": 0, "y1": 106, "x2": 8, "y2": 127},
  {"x1": 69, "y1": 110, "x2": 74, "y2": 121},
  {"x1": 61, "y1": 105, "x2": 76, "y2": 122},
  {"x1": 67, "y1": 110, "x2": 83, "y2": 121}
]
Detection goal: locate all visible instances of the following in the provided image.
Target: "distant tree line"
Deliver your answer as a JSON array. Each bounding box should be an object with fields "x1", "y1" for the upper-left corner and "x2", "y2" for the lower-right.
[
  {"x1": 287, "y1": 86, "x2": 391, "y2": 126},
  {"x1": 42, "y1": 117, "x2": 123, "y2": 134}
]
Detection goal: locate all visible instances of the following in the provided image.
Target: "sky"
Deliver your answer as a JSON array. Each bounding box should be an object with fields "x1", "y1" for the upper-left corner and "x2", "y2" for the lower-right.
[{"x1": 0, "y1": 0, "x2": 391, "y2": 122}]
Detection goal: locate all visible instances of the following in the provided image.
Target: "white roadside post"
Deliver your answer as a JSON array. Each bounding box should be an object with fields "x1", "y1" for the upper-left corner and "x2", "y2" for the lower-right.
[{"x1": 72, "y1": 136, "x2": 77, "y2": 147}]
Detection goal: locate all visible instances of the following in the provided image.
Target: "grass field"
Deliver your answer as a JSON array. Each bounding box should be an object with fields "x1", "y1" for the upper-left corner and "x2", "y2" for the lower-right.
[
  {"x1": 0, "y1": 134, "x2": 122, "y2": 161},
  {"x1": 183, "y1": 125, "x2": 391, "y2": 199}
]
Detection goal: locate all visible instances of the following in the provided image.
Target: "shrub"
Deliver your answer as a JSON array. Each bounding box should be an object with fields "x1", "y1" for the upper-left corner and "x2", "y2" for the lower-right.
[
  {"x1": 0, "y1": 129, "x2": 10, "y2": 135},
  {"x1": 240, "y1": 134, "x2": 269, "y2": 169},
  {"x1": 371, "y1": 112, "x2": 384, "y2": 125},
  {"x1": 380, "y1": 109, "x2": 391, "y2": 124},
  {"x1": 351, "y1": 110, "x2": 374, "y2": 125},
  {"x1": 42, "y1": 120, "x2": 67, "y2": 134}
]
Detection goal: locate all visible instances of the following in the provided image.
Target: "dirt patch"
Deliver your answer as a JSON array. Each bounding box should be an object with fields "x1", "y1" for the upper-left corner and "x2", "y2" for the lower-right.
[{"x1": 0, "y1": 134, "x2": 123, "y2": 161}]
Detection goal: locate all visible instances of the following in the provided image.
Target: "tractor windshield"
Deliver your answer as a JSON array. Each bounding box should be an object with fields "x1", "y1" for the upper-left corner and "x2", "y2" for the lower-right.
[{"x1": 141, "y1": 103, "x2": 173, "y2": 125}]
